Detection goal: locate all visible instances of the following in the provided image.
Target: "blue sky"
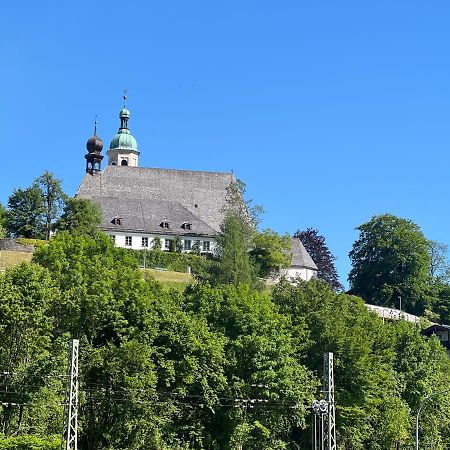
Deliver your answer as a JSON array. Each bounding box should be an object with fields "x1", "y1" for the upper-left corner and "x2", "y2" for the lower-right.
[{"x1": 2, "y1": 1, "x2": 450, "y2": 286}]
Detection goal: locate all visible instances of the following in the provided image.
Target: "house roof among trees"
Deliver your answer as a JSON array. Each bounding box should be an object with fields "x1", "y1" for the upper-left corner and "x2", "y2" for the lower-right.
[
  {"x1": 291, "y1": 238, "x2": 318, "y2": 270},
  {"x1": 77, "y1": 165, "x2": 234, "y2": 233}
]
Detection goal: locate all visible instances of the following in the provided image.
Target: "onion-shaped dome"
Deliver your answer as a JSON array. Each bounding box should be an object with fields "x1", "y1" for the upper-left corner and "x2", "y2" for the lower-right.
[{"x1": 86, "y1": 135, "x2": 104, "y2": 154}]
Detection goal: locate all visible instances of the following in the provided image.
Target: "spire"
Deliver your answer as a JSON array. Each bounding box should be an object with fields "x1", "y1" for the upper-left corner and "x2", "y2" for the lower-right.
[
  {"x1": 119, "y1": 90, "x2": 130, "y2": 130},
  {"x1": 94, "y1": 115, "x2": 98, "y2": 135}
]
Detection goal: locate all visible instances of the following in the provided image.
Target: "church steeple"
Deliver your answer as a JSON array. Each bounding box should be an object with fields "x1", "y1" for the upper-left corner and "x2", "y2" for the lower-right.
[
  {"x1": 107, "y1": 93, "x2": 140, "y2": 167},
  {"x1": 85, "y1": 117, "x2": 104, "y2": 174}
]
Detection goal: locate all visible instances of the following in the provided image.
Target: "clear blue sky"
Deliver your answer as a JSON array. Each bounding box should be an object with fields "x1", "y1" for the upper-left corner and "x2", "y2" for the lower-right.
[{"x1": 2, "y1": 1, "x2": 450, "y2": 286}]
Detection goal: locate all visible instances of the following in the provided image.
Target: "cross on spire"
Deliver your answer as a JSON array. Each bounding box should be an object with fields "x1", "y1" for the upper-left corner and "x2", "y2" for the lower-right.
[{"x1": 123, "y1": 89, "x2": 128, "y2": 108}]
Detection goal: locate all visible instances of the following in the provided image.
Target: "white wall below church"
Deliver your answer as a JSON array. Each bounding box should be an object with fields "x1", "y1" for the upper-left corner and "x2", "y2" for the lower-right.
[
  {"x1": 276, "y1": 266, "x2": 318, "y2": 282},
  {"x1": 107, "y1": 231, "x2": 216, "y2": 255}
]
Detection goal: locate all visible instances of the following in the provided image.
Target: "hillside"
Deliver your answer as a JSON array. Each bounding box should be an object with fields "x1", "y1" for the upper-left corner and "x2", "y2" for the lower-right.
[{"x1": 0, "y1": 250, "x2": 32, "y2": 271}]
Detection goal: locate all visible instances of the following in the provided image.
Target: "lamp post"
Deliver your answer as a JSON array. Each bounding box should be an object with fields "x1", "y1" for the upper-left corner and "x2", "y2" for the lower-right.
[{"x1": 416, "y1": 389, "x2": 450, "y2": 450}]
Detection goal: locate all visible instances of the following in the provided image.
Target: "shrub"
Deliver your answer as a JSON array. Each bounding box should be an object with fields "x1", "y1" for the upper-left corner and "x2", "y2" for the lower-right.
[
  {"x1": 131, "y1": 249, "x2": 218, "y2": 276},
  {"x1": 0, "y1": 435, "x2": 60, "y2": 450}
]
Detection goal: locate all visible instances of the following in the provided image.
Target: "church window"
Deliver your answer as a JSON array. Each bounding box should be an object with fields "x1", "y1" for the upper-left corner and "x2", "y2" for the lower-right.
[
  {"x1": 111, "y1": 217, "x2": 122, "y2": 225},
  {"x1": 125, "y1": 236, "x2": 132, "y2": 246},
  {"x1": 142, "y1": 237, "x2": 148, "y2": 248},
  {"x1": 202, "y1": 241, "x2": 210, "y2": 252},
  {"x1": 121, "y1": 159, "x2": 128, "y2": 166},
  {"x1": 164, "y1": 239, "x2": 171, "y2": 250},
  {"x1": 182, "y1": 222, "x2": 192, "y2": 230},
  {"x1": 184, "y1": 239, "x2": 192, "y2": 251},
  {"x1": 112, "y1": 162, "x2": 117, "y2": 166},
  {"x1": 160, "y1": 221, "x2": 170, "y2": 229}
]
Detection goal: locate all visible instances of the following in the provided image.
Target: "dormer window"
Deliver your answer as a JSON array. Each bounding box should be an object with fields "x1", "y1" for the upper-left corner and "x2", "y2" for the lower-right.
[
  {"x1": 181, "y1": 222, "x2": 192, "y2": 230},
  {"x1": 111, "y1": 217, "x2": 122, "y2": 226},
  {"x1": 160, "y1": 221, "x2": 170, "y2": 229}
]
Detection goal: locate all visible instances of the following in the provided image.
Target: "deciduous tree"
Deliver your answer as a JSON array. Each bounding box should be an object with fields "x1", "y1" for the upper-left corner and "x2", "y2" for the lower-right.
[
  {"x1": 34, "y1": 171, "x2": 67, "y2": 240},
  {"x1": 5, "y1": 186, "x2": 45, "y2": 238},
  {"x1": 250, "y1": 229, "x2": 292, "y2": 277},
  {"x1": 349, "y1": 214, "x2": 431, "y2": 314},
  {"x1": 294, "y1": 228, "x2": 342, "y2": 290},
  {"x1": 57, "y1": 198, "x2": 102, "y2": 234}
]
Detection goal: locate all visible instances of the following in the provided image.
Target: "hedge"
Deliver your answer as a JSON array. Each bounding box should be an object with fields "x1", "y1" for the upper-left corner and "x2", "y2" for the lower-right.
[
  {"x1": 15, "y1": 238, "x2": 46, "y2": 248},
  {"x1": 130, "y1": 249, "x2": 218, "y2": 276},
  {"x1": 0, "y1": 435, "x2": 60, "y2": 450}
]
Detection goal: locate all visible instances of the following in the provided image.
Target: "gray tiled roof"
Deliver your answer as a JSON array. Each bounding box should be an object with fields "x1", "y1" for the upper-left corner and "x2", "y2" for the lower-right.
[
  {"x1": 291, "y1": 238, "x2": 318, "y2": 270},
  {"x1": 90, "y1": 195, "x2": 218, "y2": 236},
  {"x1": 77, "y1": 165, "x2": 234, "y2": 233}
]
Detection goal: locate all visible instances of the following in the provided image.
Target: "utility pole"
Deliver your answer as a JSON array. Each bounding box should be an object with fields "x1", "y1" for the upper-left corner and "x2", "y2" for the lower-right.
[
  {"x1": 323, "y1": 352, "x2": 337, "y2": 450},
  {"x1": 61, "y1": 339, "x2": 79, "y2": 450},
  {"x1": 311, "y1": 353, "x2": 337, "y2": 450}
]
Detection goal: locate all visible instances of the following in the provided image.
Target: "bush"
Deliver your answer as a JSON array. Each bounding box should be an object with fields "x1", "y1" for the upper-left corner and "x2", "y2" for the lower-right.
[
  {"x1": 0, "y1": 435, "x2": 60, "y2": 450},
  {"x1": 131, "y1": 249, "x2": 218, "y2": 276},
  {"x1": 15, "y1": 238, "x2": 46, "y2": 248}
]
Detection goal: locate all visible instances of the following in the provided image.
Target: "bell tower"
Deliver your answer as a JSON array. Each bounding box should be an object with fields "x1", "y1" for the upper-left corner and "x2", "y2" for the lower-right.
[
  {"x1": 107, "y1": 93, "x2": 140, "y2": 167},
  {"x1": 85, "y1": 119, "x2": 104, "y2": 174}
]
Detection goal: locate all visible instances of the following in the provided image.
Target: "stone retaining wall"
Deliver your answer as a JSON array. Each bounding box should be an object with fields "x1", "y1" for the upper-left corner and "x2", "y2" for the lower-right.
[{"x1": 0, "y1": 239, "x2": 35, "y2": 253}]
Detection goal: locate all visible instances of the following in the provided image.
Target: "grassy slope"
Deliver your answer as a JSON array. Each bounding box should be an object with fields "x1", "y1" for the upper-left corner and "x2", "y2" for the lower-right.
[
  {"x1": 141, "y1": 268, "x2": 193, "y2": 291},
  {"x1": 0, "y1": 250, "x2": 33, "y2": 271},
  {"x1": 1, "y1": 251, "x2": 193, "y2": 292}
]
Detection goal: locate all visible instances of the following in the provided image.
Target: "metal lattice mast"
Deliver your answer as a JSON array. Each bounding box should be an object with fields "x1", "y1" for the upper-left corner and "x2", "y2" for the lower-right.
[
  {"x1": 323, "y1": 352, "x2": 337, "y2": 450},
  {"x1": 61, "y1": 339, "x2": 79, "y2": 450}
]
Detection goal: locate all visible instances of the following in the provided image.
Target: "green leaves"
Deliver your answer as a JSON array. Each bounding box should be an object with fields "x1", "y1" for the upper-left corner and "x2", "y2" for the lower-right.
[{"x1": 349, "y1": 214, "x2": 431, "y2": 314}]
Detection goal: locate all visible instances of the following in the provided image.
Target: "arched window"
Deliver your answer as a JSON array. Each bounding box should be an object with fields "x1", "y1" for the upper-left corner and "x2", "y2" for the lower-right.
[{"x1": 121, "y1": 159, "x2": 128, "y2": 166}]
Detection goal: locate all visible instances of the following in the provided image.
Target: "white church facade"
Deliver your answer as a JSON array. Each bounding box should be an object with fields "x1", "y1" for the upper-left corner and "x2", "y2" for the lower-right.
[{"x1": 77, "y1": 98, "x2": 317, "y2": 280}]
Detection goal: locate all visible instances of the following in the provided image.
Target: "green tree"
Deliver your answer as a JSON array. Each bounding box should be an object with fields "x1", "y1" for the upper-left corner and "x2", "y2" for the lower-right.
[
  {"x1": 5, "y1": 186, "x2": 45, "y2": 238},
  {"x1": 33, "y1": 232, "x2": 229, "y2": 449},
  {"x1": 185, "y1": 283, "x2": 316, "y2": 448},
  {"x1": 214, "y1": 179, "x2": 257, "y2": 286},
  {"x1": 56, "y1": 198, "x2": 102, "y2": 234},
  {"x1": 0, "y1": 263, "x2": 65, "y2": 438},
  {"x1": 34, "y1": 171, "x2": 67, "y2": 241},
  {"x1": 272, "y1": 279, "x2": 411, "y2": 448},
  {"x1": 250, "y1": 229, "x2": 292, "y2": 277},
  {"x1": 216, "y1": 213, "x2": 253, "y2": 285},
  {"x1": 349, "y1": 214, "x2": 431, "y2": 314}
]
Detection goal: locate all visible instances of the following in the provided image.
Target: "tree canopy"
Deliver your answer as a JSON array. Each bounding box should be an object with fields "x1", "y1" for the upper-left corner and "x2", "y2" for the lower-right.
[
  {"x1": 349, "y1": 214, "x2": 431, "y2": 314},
  {"x1": 0, "y1": 231, "x2": 449, "y2": 447},
  {"x1": 34, "y1": 171, "x2": 67, "y2": 240},
  {"x1": 56, "y1": 198, "x2": 102, "y2": 234},
  {"x1": 5, "y1": 186, "x2": 46, "y2": 238}
]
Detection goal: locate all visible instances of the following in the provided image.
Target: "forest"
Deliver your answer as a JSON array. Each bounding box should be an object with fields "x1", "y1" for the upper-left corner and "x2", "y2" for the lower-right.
[{"x1": 1, "y1": 174, "x2": 450, "y2": 448}]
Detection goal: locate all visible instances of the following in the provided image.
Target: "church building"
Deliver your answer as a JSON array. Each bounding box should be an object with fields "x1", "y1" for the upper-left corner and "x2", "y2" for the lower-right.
[{"x1": 77, "y1": 98, "x2": 317, "y2": 280}]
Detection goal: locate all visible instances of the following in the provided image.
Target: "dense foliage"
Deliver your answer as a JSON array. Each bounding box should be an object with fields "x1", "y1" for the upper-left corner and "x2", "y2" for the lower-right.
[
  {"x1": 3, "y1": 172, "x2": 66, "y2": 240},
  {"x1": 0, "y1": 231, "x2": 448, "y2": 448},
  {"x1": 349, "y1": 214, "x2": 432, "y2": 315},
  {"x1": 132, "y1": 248, "x2": 218, "y2": 276},
  {"x1": 56, "y1": 197, "x2": 101, "y2": 234}
]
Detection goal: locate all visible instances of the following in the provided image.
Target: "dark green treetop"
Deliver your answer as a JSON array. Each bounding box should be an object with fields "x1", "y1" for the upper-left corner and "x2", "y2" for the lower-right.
[{"x1": 349, "y1": 214, "x2": 431, "y2": 314}]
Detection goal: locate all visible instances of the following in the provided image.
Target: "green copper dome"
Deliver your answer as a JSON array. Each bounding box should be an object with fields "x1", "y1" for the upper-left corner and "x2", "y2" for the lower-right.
[
  {"x1": 109, "y1": 107, "x2": 138, "y2": 151},
  {"x1": 109, "y1": 130, "x2": 138, "y2": 151}
]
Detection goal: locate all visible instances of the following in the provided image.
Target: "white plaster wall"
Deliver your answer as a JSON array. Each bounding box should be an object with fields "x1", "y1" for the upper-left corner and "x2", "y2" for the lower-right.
[
  {"x1": 108, "y1": 231, "x2": 216, "y2": 254},
  {"x1": 284, "y1": 267, "x2": 317, "y2": 282},
  {"x1": 107, "y1": 149, "x2": 139, "y2": 167}
]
